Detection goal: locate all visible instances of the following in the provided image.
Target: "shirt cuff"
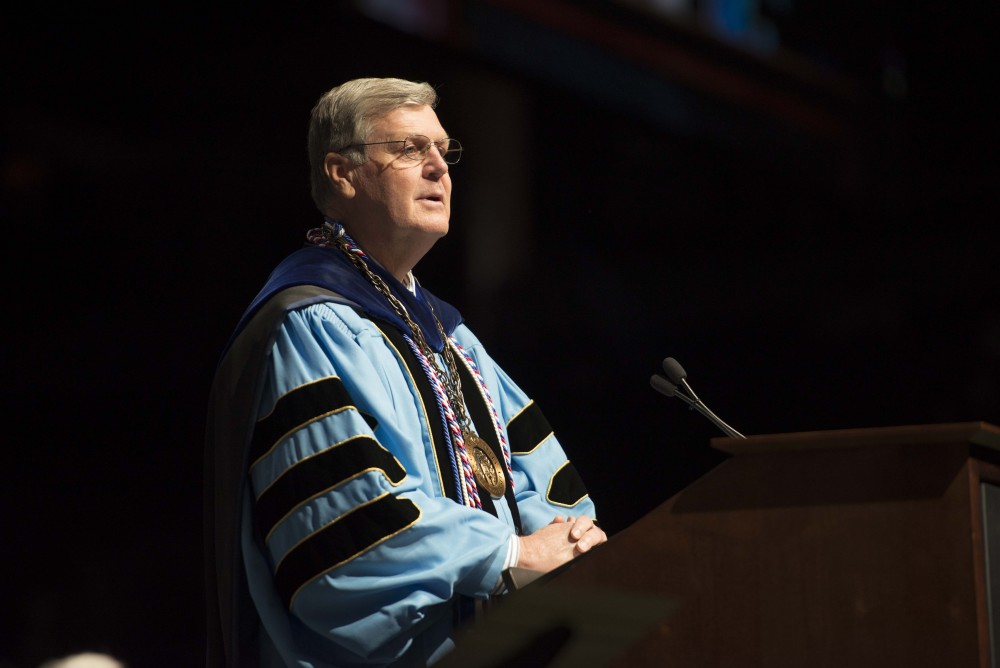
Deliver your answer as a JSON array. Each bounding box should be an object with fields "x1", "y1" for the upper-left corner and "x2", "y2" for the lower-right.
[{"x1": 492, "y1": 534, "x2": 520, "y2": 595}]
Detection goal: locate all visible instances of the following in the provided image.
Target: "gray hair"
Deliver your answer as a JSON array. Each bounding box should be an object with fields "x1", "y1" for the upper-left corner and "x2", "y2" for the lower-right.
[{"x1": 308, "y1": 77, "x2": 438, "y2": 212}]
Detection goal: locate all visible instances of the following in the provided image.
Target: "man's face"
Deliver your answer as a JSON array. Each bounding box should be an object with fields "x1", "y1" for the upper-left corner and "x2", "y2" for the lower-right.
[{"x1": 348, "y1": 104, "x2": 452, "y2": 251}]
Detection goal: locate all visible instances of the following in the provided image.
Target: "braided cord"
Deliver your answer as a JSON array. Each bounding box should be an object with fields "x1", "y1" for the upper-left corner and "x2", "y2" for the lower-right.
[
  {"x1": 451, "y1": 338, "x2": 514, "y2": 489},
  {"x1": 404, "y1": 338, "x2": 482, "y2": 509}
]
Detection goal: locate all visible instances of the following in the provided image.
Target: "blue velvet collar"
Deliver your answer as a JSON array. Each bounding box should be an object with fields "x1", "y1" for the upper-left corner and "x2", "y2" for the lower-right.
[{"x1": 230, "y1": 244, "x2": 462, "y2": 353}]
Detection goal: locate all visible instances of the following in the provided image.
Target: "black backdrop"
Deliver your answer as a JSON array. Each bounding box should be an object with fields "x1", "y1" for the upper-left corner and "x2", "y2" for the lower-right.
[{"x1": 3, "y1": 3, "x2": 998, "y2": 666}]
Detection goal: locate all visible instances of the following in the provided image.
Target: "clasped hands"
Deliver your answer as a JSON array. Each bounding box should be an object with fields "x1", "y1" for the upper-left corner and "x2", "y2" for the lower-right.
[{"x1": 516, "y1": 515, "x2": 608, "y2": 574}]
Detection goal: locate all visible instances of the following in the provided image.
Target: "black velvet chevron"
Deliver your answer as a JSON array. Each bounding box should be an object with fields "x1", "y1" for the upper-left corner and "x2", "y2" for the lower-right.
[
  {"x1": 506, "y1": 401, "x2": 553, "y2": 455},
  {"x1": 273, "y1": 494, "x2": 420, "y2": 610},
  {"x1": 548, "y1": 461, "x2": 589, "y2": 507},
  {"x1": 254, "y1": 436, "x2": 405, "y2": 541},
  {"x1": 249, "y1": 376, "x2": 378, "y2": 464}
]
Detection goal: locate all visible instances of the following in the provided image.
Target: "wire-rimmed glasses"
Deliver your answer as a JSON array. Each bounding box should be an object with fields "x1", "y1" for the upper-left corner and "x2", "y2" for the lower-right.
[{"x1": 336, "y1": 135, "x2": 463, "y2": 164}]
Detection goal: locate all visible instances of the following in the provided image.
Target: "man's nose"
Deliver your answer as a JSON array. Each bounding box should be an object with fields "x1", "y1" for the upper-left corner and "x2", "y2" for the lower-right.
[{"x1": 423, "y1": 147, "x2": 449, "y2": 176}]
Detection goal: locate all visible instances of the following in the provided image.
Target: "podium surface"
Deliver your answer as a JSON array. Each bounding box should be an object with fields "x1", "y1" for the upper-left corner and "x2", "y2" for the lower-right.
[{"x1": 453, "y1": 422, "x2": 1000, "y2": 667}]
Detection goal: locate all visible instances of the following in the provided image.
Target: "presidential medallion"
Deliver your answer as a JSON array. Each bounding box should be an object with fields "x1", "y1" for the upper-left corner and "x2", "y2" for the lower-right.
[{"x1": 466, "y1": 433, "x2": 506, "y2": 499}]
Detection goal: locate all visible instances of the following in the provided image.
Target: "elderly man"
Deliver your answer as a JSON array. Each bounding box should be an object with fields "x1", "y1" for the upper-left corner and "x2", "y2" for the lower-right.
[{"x1": 205, "y1": 77, "x2": 606, "y2": 667}]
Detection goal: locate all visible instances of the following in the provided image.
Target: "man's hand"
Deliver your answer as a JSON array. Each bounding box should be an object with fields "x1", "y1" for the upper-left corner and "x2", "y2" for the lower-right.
[{"x1": 516, "y1": 515, "x2": 608, "y2": 573}]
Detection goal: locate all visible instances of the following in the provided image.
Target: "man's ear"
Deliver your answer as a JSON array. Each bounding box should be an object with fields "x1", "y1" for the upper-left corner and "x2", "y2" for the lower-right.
[{"x1": 323, "y1": 152, "x2": 358, "y2": 198}]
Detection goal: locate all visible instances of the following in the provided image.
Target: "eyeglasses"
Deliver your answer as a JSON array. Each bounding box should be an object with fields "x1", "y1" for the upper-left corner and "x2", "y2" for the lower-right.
[{"x1": 336, "y1": 135, "x2": 463, "y2": 165}]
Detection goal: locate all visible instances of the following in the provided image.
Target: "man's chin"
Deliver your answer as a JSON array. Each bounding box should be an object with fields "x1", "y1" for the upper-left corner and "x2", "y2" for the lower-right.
[{"x1": 420, "y1": 218, "x2": 449, "y2": 238}]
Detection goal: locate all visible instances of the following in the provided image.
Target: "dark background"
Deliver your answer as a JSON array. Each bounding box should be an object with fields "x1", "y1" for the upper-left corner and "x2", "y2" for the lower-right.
[{"x1": 3, "y1": 1, "x2": 998, "y2": 666}]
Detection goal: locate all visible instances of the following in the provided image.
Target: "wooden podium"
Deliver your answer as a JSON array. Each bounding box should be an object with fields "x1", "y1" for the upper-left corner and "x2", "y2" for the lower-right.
[{"x1": 444, "y1": 422, "x2": 1000, "y2": 667}]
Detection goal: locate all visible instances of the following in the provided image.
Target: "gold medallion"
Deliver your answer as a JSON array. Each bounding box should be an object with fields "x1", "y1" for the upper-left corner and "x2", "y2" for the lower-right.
[{"x1": 466, "y1": 433, "x2": 506, "y2": 499}]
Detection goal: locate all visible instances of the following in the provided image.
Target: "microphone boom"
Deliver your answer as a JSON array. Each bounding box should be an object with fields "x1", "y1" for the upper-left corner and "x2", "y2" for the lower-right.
[{"x1": 651, "y1": 358, "x2": 745, "y2": 439}]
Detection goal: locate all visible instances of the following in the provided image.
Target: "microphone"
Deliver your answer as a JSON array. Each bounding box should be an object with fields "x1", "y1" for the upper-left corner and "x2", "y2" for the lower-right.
[{"x1": 650, "y1": 357, "x2": 745, "y2": 439}]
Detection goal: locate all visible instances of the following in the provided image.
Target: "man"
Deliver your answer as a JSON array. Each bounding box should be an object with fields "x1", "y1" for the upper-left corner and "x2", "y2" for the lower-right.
[{"x1": 205, "y1": 77, "x2": 606, "y2": 667}]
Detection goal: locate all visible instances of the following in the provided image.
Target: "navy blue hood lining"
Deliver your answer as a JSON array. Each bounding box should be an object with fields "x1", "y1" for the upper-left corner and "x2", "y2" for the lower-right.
[{"x1": 228, "y1": 245, "x2": 462, "y2": 355}]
